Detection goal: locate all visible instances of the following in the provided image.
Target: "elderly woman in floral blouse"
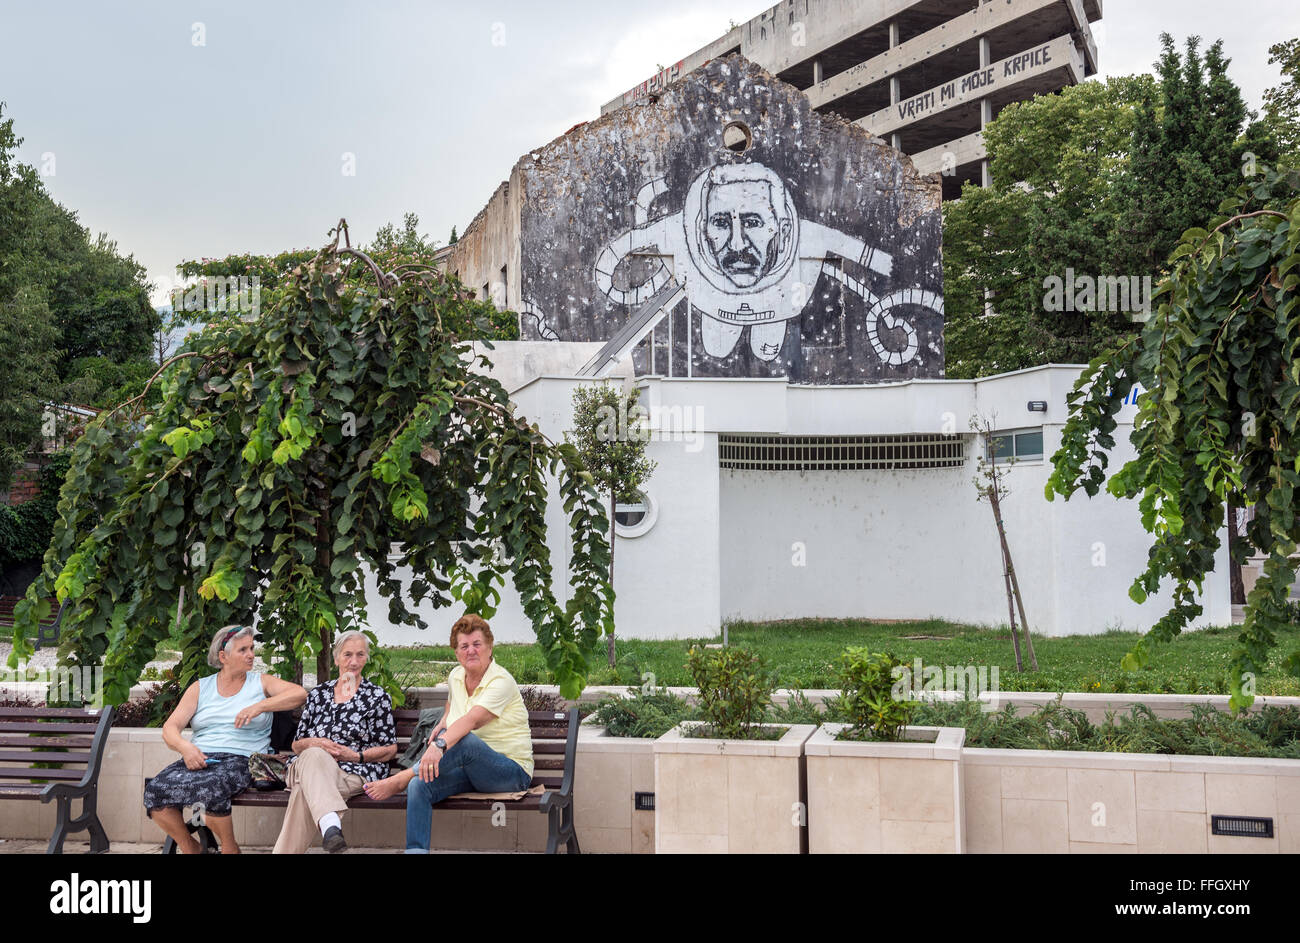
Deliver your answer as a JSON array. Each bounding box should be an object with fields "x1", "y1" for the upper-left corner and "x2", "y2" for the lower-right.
[{"x1": 271, "y1": 630, "x2": 397, "y2": 854}]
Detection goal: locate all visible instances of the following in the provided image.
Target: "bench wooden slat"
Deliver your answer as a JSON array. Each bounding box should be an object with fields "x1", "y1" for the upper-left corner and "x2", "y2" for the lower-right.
[
  {"x1": 0, "y1": 736, "x2": 94, "y2": 749},
  {"x1": 0, "y1": 767, "x2": 82, "y2": 780},
  {"x1": 0, "y1": 751, "x2": 90, "y2": 764},
  {"x1": 439, "y1": 796, "x2": 545, "y2": 811},
  {"x1": 0, "y1": 723, "x2": 105, "y2": 735},
  {"x1": 0, "y1": 784, "x2": 46, "y2": 798},
  {"x1": 0, "y1": 707, "x2": 104, "y2": 720}
]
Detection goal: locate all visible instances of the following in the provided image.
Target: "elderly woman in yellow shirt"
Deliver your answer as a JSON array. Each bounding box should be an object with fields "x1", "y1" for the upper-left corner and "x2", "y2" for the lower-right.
[{"x1": 363, "y1": 614, "x2": 533, "y2": 852}]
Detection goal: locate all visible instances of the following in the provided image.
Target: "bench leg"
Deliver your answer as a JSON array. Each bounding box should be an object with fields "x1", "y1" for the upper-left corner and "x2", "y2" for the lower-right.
[
  {"x1": 46, "y1": 797, "x2": 71, "y2": 854},
  {"x1": 85, "y1": 815, "x2": 110, "y2": 854},
  {"x1": 564, "y1": 803, "x2": 580, "y2": 855},
  {"x1": 545, "y1": 802, "x2": 581, "y2": 855},
  {"x1": 162, "y1": 825, "x2": 218, "y2": 854},
  {"x1": 78, "y1": 787, "x2": 110, "y2": 854}
]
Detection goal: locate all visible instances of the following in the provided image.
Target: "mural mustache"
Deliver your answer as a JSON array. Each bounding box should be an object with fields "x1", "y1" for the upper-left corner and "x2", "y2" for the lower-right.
[{"x1": 719, "y1": 244, "x2": 771, "y2": 277}]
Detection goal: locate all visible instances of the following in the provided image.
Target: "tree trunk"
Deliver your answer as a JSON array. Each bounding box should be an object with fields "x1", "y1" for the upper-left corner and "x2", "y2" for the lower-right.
[
  {"x1": 1006, "y1": 552, "x2": 1038, "y2": 671},
  {"x1": 607, "y1": 490, "x2": 617, "y2": 669},
  {"x1": 987, "y1": 486, "x2": 1023, "y2": 672},
  {"x1": 1227, "y1": 504, "x2": 1246, "y2": 605},
  {"x1": 316, "y1": 485, "x2": 334, "y2": 684}
]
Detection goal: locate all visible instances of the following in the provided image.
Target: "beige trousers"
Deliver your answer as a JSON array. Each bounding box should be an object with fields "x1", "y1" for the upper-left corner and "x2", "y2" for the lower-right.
[{"x1": 271, "y1": 746, "x2": 366, "y2": 854}]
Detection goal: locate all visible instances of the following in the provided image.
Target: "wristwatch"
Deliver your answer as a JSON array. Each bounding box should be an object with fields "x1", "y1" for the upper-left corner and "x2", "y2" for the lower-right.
[
  {"x1": 433, "y1": 737, "x2": 447, "y2": 753},
  {"x1": 358, "y1": 747, "x2": 365, "y2": 763}
]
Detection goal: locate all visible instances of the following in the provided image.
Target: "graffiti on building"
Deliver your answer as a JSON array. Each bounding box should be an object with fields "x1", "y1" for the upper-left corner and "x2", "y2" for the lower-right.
[
  {"x1": 516, "y1": 55, "x2": 944, "y2": 384},
  {"x1": 593, "y1": 160, "x2": 940, "y2": 365}
]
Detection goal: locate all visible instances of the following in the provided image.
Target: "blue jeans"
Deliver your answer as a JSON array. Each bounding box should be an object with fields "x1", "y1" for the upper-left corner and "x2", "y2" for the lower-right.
[{"x1": 405, "y1": 732, "x2": 532, "y2": 852}]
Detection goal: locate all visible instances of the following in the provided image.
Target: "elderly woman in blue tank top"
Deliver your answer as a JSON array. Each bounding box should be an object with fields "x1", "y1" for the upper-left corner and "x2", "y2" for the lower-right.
[{"x1": 144, "y1": 625, "x2": 306, "y2": 854}]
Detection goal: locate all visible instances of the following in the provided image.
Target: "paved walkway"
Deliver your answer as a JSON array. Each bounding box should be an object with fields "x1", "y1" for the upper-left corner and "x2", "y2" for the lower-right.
[{"x1": 0, "y1": 838, "x2": 508, "y2": 854}]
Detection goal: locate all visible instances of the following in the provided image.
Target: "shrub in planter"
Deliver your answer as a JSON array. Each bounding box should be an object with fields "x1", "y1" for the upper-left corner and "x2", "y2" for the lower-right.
[
  {"x1": 837, "y1": 648, "x2": 917, "y2": 741},
  {"x1": 685, "y1": 646, "x2": 776, "y2": 740},
  {"x1": 519, "y1": 686, "x2": 567, "y2": 713},
  {"x1": 592, "y1": 687, "x2": 696, "y2": 738}
]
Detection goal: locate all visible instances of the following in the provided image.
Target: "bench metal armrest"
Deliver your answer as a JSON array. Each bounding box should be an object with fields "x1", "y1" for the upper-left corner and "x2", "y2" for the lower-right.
[
  {"x1": 538, "y1": 707, "x2": 579, "y2": 812},
  {"x1": 39, "y1": 704, "x2": 117, "y2": 798}
]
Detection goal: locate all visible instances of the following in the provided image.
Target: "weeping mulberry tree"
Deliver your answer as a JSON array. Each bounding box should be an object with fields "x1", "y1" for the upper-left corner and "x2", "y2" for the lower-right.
[
  {"x1": 1047, "y1": 167, "x2": 1300, "y2": 710},
  {"x1": 7, "y1": 222, "x2": 613, "y2": 703}
]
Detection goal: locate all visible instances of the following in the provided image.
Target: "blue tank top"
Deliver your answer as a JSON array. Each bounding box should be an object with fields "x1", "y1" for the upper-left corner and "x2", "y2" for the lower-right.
[{"x1": 191, "y1": 671, "x2": 272, "y2": 756}]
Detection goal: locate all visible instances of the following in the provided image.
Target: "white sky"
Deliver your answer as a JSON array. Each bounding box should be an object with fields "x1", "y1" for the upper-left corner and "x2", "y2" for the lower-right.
[{"x1": 0, "y1": 1, "x2": 1295, "y2": 305}]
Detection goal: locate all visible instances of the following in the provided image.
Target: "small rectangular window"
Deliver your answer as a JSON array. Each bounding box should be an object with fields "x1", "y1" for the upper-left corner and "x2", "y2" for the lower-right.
[
  {"x1": 986, "y1": 428, "x2": 1044, "y2": 463},
  {"x1": 1014, "y1": 430, "x2": 1044, "y2": 461}
]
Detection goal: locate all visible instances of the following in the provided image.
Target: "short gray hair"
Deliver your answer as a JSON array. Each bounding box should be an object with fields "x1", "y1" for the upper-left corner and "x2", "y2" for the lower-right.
[
  {"x1": 332, "y1": 630, "x2": 371, "y2": 662},
  {"x1": 207, "y1": 625, "x2": 254, "y2": 669}
]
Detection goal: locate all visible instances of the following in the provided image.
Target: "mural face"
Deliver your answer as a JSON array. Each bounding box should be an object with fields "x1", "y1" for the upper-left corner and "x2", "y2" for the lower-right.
[
  {"x1": 701, "y1": 171, "x2": 792, "y2": 288},
  {"x1": 517, "y1": 56, "x2": 945, "y2": 385}
]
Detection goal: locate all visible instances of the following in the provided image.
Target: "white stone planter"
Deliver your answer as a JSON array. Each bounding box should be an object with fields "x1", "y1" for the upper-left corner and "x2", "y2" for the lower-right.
[
  {"x1": 574, "y1": 725, "x2": 656, "y2": 853},
  {"x1": 805, "y1": 724, "x2": 965, "y2": 853},
  {"x1": 653, "y1": 722, "x2": 816, "y2": 854}
]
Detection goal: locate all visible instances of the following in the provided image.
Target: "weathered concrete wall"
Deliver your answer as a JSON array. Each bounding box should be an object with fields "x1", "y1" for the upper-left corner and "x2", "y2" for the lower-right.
[
  {"x1": 517, "y1": 54, "x2": 944, "y2": 385},
  {"x1": 442, "y1": 176, "x2": 522, "y2": 314}
]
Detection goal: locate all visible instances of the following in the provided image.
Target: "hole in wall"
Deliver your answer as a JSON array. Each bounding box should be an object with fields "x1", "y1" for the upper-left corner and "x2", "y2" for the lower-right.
[{"x1": 722, "y1": 120, "x2": 753, "y2": 153}]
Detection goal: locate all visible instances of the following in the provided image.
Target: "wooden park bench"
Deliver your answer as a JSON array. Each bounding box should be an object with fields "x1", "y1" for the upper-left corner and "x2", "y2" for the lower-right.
[
  {"x1": 0, "y1": 597, "x2": 65, "y2": 651},
  {"x1": 157, "y1": 707, "x2": 581, "y2": 854},
  {"x1": 0, "y1": 704, "x2": 117, "y2": 853}
]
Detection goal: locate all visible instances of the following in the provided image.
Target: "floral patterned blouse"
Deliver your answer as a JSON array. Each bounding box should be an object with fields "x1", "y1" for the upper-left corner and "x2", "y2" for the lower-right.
[{"x1": 291, "y1": 679, "x2": 397, "y2": 781}]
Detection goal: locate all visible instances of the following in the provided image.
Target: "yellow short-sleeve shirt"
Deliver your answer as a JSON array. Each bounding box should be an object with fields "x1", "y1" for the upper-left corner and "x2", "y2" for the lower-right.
[{"x1": 445, "y1": 658, "x2": 534, "y2": 778}]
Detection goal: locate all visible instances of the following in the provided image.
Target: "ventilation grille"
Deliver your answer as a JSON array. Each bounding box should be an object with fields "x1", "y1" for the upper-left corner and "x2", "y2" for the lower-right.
[
  {"x1": 719, "y1": 434, "x2": 966, "y2": 471},
  {"x1": 1210, "y1": 815, "x2": 1273, "y2": 838}
]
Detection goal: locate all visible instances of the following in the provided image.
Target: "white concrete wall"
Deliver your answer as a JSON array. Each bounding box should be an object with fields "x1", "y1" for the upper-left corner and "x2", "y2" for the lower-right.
[
  {"x1": 367, "y1": 364, "x2": 1232, "y2": 649},
  {"x1": 717, "y1": 366, "x2": 1230, "y2": 635}
]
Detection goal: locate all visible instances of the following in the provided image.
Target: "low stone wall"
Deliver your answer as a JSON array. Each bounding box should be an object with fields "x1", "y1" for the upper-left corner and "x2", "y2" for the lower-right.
[{"x1": 963, "y1": 748, "x2": 1300, "y2": 854}]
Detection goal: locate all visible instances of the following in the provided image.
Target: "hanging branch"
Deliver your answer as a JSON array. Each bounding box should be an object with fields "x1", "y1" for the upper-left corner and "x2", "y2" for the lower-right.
[{"x1": 9, "y1": 222, "x2": 613, "y2": 705}]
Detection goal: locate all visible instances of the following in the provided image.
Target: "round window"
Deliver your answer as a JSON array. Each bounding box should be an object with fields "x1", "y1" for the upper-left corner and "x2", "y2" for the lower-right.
[{"x1": 614, "y1": 489, "x2": 658, "y2": 538}]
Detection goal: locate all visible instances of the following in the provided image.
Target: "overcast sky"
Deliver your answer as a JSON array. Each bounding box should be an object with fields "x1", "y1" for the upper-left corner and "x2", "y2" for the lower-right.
[{"x1": 1, "y1": 1, "x2": 1296, "y2": 304}]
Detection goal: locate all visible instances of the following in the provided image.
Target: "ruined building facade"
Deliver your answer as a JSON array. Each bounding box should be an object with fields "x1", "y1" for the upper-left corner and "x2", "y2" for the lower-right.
[
  {"x1": 440, "y1": 56, "x2": 944, "y2": 386},
  {"x1": 603, "y1": 0, "x2": 1103, "y2": 199}
]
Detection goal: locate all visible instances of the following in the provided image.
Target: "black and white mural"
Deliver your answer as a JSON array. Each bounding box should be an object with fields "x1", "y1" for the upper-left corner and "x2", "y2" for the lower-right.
[{"x1": 518, "y1": 55, "x2": 945, "y2": 384}]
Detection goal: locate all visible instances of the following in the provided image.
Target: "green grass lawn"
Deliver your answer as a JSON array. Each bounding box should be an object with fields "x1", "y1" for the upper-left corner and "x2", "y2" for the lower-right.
[{"x1": 384, "y1": 618, "x2": 1300, "y2": 696}]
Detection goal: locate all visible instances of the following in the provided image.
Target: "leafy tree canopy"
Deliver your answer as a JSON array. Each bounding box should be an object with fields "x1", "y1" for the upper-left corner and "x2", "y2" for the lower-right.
[
  {"x1": 9, "y1": 223, "x2": 613, "y2": 703},
  {"x1": 0, "y1": 103, "x2": 159, "y2": 489},
  {"x1": 944, "y1": 35, "x2": 1264, "y2": 378},
  {"x1": 1046, "y1": 166, "x2": 1300, "y2": 711},
  {"x1": 174, "y1": 213, "x2": 517, "y2": 342},
  {"x1": 943, "y1": 76, "x2": 1153, "y2": 377},
  {"x1": 1260, "y1": 38, "x2": 1300, "y2": 166}
]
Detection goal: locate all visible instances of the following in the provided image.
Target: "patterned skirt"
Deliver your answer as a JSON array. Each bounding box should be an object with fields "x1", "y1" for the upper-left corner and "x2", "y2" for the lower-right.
[{"x1": 143, "y1": 752, "x2": 251, "y2": 818}]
